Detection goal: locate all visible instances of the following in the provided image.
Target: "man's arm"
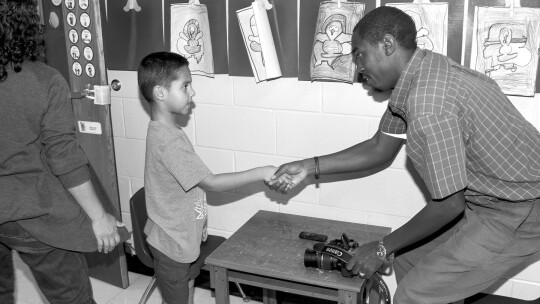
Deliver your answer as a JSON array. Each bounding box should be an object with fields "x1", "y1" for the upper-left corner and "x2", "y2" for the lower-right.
[
  {"x1": 198, "y1": 166, "x2": 277, "y2": 192},
  {"x1": 267, "y1": 131, "x2": 404, "y2": 192},
  {"x1": 346, "y1": 189, "x2": 466, "y2": 277},
  {"x1": 68, "y1": 181, "x2": 122, "y2": 253}
]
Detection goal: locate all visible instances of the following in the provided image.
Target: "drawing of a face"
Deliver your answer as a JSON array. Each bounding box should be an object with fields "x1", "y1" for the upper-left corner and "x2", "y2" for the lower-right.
[
  {"x1": 250, "y1": 16, "x2": 259, "y2": 37},
  {"x1": 499, "y1": 28, "x2": 511, "y2": 46},
  {"x1": 326, "y1": 21, "x2": 343, "y2": 40}
]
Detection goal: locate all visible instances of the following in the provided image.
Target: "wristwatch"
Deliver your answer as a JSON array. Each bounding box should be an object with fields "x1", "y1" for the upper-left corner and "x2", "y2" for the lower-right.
[{"x1": 376, "y1": 238, "x2": 394, "y2": 263}]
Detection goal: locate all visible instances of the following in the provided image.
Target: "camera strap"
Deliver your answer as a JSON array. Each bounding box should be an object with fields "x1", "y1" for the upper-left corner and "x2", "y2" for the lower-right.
[{"x1": 321, "y1": 245, "x2": 391, "y2": 304}]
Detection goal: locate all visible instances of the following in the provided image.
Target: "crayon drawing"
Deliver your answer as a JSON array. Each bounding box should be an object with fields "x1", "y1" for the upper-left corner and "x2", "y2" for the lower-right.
[
  {"x1": 171, "y1": 3, "x2": 214, "y2": 77},
  {"x1": 387, "y1": 2, "x2": 448, "y2": 55},
  {"x1": 471, "y1": 6, "x2": 540, "y2": 96},
  {"x1": 237, "y1": 2, "x2": 281, "y2": 83},
  {"x1": 310, "y1": 1, "x2": 364, "y2": 83}
]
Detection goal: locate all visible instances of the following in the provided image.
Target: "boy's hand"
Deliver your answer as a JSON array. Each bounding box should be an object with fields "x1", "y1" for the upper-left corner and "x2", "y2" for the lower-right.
[
  {"x1": 261, "y1": 165, "x2": 279, "y2": 181},
  {"x1": 261, "y1": 166, "x2": 295, "y2": 191}
]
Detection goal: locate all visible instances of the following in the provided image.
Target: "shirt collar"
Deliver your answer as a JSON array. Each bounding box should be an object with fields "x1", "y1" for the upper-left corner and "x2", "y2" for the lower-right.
[{"x1": 388, "y1": 48, "x2": 426, "y2": 115}]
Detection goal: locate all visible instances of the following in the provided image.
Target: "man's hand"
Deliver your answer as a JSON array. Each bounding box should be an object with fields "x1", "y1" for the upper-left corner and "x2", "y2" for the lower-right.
[
  {"x1": 265, "y1": 160, "x2": 308, "y2": 193},
  {"x1": 91, "y1": 212, "x2": 122, "y2": 253},
  {"x1": 346, "y1": 240, "x2": 384, "y2": 279}
]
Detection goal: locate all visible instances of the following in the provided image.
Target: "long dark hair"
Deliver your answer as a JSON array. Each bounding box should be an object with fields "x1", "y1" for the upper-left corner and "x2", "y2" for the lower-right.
[{"x1": 0, "y1": 0, "x2": 45, "y2": 81}]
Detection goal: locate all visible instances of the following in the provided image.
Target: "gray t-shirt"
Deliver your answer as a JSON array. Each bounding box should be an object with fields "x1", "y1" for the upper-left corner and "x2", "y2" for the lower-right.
[{"x1": 144, "y1": 121, "x2": 211, "y2": 263}]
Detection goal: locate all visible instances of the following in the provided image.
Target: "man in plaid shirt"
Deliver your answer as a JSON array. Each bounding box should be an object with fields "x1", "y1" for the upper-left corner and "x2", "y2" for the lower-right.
[{"x1": 268, "y1": 6, "x2": 540, "y2": 303}]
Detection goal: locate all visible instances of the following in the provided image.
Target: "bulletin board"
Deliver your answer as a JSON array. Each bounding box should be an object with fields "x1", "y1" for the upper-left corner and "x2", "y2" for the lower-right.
[{"x1": 464, "y1": 0, "x2": 540, "y2": 93}]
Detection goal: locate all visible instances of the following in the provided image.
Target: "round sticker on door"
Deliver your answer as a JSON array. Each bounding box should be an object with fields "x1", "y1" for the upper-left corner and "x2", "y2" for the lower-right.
[
  {"x1": 72, "y1": 62, "x2": 82, "y2": 77},
  {"x1": 65, "y1": 0, "x2": 75, "y2": 10},
  {"x1": 68, "y1": 29, "x2": 78, "y2": 44},
  {"x1": 79, "y1": 0, "x2": 89, "y2": 10},
  {"x1": 67, "y1": 12, "x2": 76, "y2": 27},
  {"x1": 85, "y1": 63, "x2": 95, "y2": 78},
  {"x1": 83, "y1": 47, "x2": 93, "y2": 61},
  {"x1": 80, "y1": 13, "x2": 90, "y2": 28},
  {"x1": 81, "y1": 29, "x2": 92, "y2": 44},
  {"x1": 51, "y1": 0, "x2": 62, "y2": 6},
  {"x1": 70, "y1": 46, "x2": 80, "y2": 60}
]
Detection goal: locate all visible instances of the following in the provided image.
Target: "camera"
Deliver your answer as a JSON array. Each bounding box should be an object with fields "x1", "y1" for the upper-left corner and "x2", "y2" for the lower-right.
[{"x1": 304, "y1": 233, "x2": 359, "y2": 277}]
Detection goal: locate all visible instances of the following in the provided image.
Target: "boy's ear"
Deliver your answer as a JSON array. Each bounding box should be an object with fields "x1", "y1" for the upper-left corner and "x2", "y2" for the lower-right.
[{"x1": 153, "y1": 85, "x2": 165, "y2": 102}]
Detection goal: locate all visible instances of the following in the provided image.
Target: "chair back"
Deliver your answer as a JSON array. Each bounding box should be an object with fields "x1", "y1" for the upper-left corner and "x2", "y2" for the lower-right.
[{"x1": 129, "y1": 187, "x2": 154, "y2": 268}]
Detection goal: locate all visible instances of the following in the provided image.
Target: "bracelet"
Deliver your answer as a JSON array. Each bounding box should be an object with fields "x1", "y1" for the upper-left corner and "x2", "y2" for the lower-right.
[{"x1": 314, "y1": 156, "x2": 320, "y2": 179}]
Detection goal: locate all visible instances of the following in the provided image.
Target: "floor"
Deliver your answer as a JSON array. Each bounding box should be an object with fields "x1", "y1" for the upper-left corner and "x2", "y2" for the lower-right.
[{"x1": 12, "y1": 252, "x2": 261, "y2": 304}]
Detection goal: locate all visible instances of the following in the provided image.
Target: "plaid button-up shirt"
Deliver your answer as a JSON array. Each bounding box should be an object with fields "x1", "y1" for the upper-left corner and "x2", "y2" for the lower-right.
[{"x1": 380, "y1": 49, "x2": 540, "y2": 201}]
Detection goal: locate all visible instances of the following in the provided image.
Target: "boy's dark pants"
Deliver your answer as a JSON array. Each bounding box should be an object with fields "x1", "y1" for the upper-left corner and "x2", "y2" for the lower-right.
[{"x1": 0, "y1": 221, "x2": 96, "y2": 304}]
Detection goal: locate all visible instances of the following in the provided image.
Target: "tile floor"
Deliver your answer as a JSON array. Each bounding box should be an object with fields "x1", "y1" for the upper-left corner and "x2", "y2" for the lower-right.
[{"x1": 13, "y1": 252, "x2": 261, "y2": 304}]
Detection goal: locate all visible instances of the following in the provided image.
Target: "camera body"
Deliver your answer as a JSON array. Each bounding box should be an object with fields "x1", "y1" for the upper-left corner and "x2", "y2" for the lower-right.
[{"x1": 304, "y1": 233, "x2": 359, "y2": 277}]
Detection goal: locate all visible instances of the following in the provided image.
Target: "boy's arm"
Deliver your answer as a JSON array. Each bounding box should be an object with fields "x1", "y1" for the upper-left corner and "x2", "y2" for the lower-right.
[{"x1": 198, "y1": 166, "x2": 277, "y2": 192}]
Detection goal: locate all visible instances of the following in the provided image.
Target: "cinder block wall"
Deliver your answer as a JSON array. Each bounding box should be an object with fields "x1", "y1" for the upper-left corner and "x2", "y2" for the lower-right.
[{"x1": 109, "y1": 70, "x2": 540, "y2": 300}]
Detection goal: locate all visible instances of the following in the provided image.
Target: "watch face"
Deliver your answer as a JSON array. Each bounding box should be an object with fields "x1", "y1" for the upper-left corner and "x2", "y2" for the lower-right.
[{"x1": 376, "y1": 244, "x2": 386, "y2": 259}]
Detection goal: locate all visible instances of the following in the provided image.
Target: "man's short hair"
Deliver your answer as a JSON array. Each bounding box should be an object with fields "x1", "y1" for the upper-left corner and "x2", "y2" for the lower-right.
[
  {"x1": 137, "y1": 52, "x2": 189, "y2": 103},
  {"x1": 353, "y1": 6, "x2": 417, "y2": 51}
]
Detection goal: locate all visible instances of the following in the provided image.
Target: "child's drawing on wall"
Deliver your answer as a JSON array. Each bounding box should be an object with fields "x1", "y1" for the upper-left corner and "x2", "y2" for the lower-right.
[
  {"x1": 310, "y1": 1, "x2": 364, "y2": 83},
  {"x1": 171, "y1": 3, "x2": 214, "y2": 77},
  {"x1": 177, "y1": 19, "x2": 204, "y2": 63},
  {"x1": 237, "y1": 1, "x2": 281, "y2": 83},
  {"x1": 471, "y1": 6, "x2": 540, "y2": 96},
  {"x1": 482, "y1": 24, "x2": 531, "y2": 76},
  {"x1": 248, "y1": 15, "x2": 265, "y2": 67},
  {"x1": 386, "y1": 2, "x2": 448, "y2": 55}
]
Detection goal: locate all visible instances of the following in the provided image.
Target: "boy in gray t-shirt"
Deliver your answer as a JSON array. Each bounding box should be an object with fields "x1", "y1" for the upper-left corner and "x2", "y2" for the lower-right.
[{"x1": 138, "y1": 52, "x2": 289, "y2": 304}]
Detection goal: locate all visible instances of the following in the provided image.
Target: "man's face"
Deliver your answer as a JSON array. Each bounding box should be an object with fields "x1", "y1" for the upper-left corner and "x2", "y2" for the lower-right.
[{"x1": 351, "y1": 36, "x2": 396, "y2": 91}]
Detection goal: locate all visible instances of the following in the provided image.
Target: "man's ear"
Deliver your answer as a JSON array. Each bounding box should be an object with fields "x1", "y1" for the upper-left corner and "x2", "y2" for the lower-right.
[
  {"x1": 382, "y1": 34, "x2": 396, "y2": 56},
  {"x1": 153, "y1": 85, "x2": 165, "y2": 102}
]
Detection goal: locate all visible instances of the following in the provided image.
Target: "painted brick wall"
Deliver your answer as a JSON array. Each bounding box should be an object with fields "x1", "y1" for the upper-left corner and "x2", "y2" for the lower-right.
[{"x1": 108, "y1": 70, "x2": 540, "y2": 300}]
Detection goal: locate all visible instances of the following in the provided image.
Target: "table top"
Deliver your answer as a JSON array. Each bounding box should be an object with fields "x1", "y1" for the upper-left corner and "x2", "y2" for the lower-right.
[{"x1": 205, "y1": 210, "x2": 391, "y2": 292}]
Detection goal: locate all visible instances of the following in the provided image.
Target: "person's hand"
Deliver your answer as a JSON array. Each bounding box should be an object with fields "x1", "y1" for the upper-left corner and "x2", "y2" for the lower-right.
[
  {"x1": 260, "y1": 165, "x2": 279, "y2": 181},
  {"x1": 265, "y1": 161, "x2": 308, "y2": 193},
  {"x1": 91, "y1": 212, "x2": 123, "y2": 253},
  {"x1": 346, "y1": 240, "x2": 385, "y2": 279}
]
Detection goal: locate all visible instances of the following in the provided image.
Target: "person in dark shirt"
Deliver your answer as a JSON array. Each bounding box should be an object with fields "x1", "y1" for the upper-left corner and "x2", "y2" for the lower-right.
[
  {"x1": 0, "y1": 1, "x2": 123, "y2": 303},
  {"x1": 268, "y1": 6, "x2": 540, "y2": 303}
]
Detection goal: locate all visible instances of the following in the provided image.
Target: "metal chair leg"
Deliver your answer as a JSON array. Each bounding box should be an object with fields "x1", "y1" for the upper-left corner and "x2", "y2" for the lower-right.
[
  {"x1": 234, "y1": 282, "x2": 251, "y2": 302},
  {"x1": 138, "y1": 274, "x2": 158, "y2": 304}
]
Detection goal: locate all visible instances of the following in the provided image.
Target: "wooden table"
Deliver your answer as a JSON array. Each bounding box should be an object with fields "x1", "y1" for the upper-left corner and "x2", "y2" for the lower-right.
[{"x1": 205, "y1": 210, "x2": 391, "y2": 304}]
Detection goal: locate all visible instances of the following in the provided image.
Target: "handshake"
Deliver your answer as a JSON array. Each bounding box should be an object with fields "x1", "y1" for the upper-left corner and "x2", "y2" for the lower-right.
[{"x1": 263, "y1": 159, "x2": 309, "y2": 193}]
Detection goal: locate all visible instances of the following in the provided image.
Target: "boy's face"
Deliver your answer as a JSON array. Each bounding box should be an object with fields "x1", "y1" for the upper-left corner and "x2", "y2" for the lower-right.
[{"x1": 162, "y1": 66, "x2": 195, "y2": 115}]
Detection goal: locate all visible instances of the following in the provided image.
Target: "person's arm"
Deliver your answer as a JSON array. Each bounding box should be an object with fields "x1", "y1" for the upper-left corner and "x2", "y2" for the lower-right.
[
  {"x1": 68, "y1": 180, "x2": 122, "y2": 253},
  {"x1": 346, "y1": 189, "x2": 466, "y2": 277},
  {"x1": 198, "y1": 165, "x2": 277, "y2": 192},
  {"x1": 267, "y1": 131, "x2": 404, "y2": 192}
]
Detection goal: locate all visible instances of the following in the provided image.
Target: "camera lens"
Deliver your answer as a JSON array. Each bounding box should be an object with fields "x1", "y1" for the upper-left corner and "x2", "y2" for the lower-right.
[{"x1": 304, "y1": 249, "x2": 320, "y2": 268}]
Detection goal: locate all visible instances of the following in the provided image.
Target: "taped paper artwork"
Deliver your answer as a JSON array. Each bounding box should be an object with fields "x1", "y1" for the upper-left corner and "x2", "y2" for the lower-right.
[
  {"x1": 171, "y1": 3, "x2": 214, "y2": 77},
  {"x1": 237, "y1": 1, "x2": 282, "y2": 83},
  {"x1": 471, "y1": 6, "x2": 540, "y2": 96},
  {"x1": 386, "y1": 2, "x2": 448, "y2": 55},
  {"x1": 310, "y1": 1, "x2": 365, "y2": 84}
]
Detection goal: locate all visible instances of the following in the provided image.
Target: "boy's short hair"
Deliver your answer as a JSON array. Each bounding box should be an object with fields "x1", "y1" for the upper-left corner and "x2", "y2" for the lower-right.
[
  {"x1": 353, "y1": 6, "x2": 417, "y2": 51},
  {"x1": 137, "y1": 52, "x2": 189, "y2": 103}
]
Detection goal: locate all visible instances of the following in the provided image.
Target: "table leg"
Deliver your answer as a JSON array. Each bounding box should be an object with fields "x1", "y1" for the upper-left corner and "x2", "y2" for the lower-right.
[
  {"x1": 338, "y1": 289, "x2": 357, "y2": 304},
  {"x1": 263, "y1": 288, "x2": 277, "y2": 304},
  {"x1": 213, "y1": 267, "x2": 230, "y2": 304}
]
